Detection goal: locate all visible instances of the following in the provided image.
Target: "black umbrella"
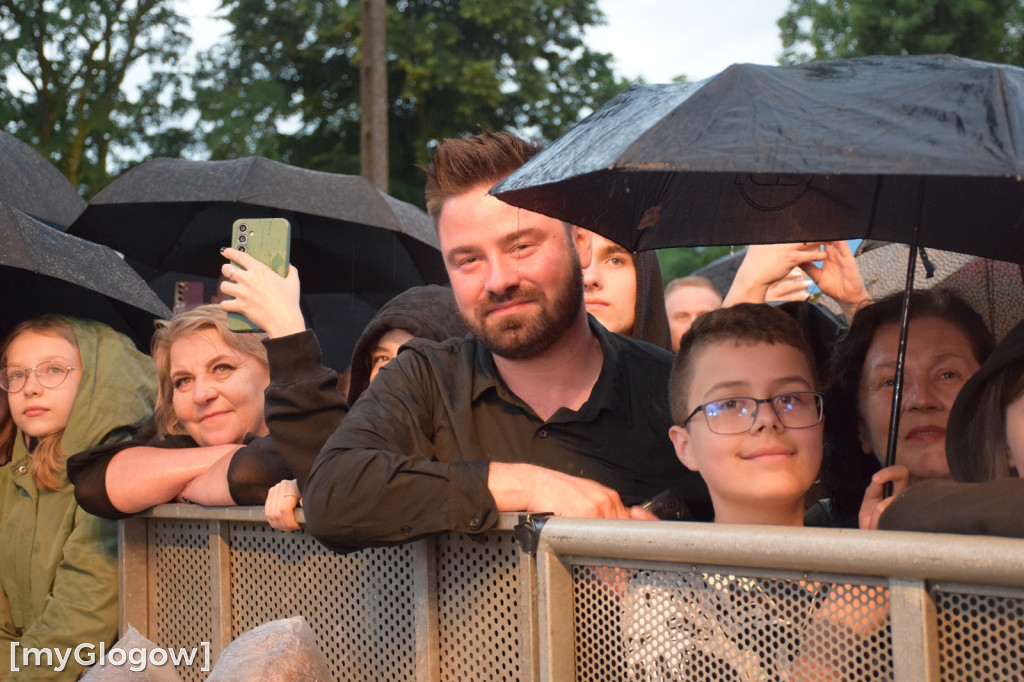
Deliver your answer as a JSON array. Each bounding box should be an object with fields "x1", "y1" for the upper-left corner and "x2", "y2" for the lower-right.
[
  {"x1": 0, "y1": 132, "x2": 86, "y2": 229},
  {"x1": 817, "y1": 240, "x2": 1024, "y2": 341},
  {"x1": 493, "y1": 55, "x2": 1024, "y2": 260},
  {"x1": 67, "y1": 156, "x2": 447, "y2": 301},
  {"x1": 0, "y1": 201, "x2": 171, "y2": 349},
  {"x1": 493, "y1": 55, "x2": 1024, "y2": 472}
]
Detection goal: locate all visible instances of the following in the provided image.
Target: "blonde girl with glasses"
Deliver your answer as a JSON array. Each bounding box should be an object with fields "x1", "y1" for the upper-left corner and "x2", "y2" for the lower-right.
[{"x1": 0, "y1": 316, "x2": 156, "y2": 681}]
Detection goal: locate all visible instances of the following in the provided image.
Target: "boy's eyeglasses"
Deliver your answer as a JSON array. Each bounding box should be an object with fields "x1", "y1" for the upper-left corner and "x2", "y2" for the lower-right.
[
  {"x1": 0, "y1": 361, "x2": 79, "y2": 393},
  {"x1": 682, "y1": 392, "x2": 824, "y2": 435}
]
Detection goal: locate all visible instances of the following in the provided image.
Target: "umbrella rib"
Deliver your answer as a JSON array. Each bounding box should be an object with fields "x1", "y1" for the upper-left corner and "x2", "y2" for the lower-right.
[
  {"x1": 233, "y1": 157, "x2": 261, "y2": 202},
  {"x1": 993, "y1": 69, "x2": 1024, "y2": 177}
]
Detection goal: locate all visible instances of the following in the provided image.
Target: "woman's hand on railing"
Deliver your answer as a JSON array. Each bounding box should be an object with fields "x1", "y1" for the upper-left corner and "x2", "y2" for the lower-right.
[
  {"x1": 265, "y1": 478, "x2": 303, "y2": 531},
  {"x1": 858, "y1": 465, "x2": 910, "y2": 530}
]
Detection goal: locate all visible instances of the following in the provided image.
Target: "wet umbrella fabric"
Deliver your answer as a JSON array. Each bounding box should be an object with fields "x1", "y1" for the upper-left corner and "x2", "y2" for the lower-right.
[
  {"x1": 818, "y1": 241, "x2": 1024, "y2": 341},
  {"x1": 0, "y1": 132, "x2": 86, "y2": 229},
  {"x1": 492, "y1": 55, "x2": 1024, "y2": 263},
  {"x1": 0, "y1": 202, "x2": 171, "y2": 349},
  {"x1": 67, "y1": 156, "x2": 447, "y2": 300}
]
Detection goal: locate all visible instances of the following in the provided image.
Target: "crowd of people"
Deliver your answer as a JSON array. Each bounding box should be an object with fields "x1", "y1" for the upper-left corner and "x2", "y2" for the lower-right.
[{"x1": 3, "y1": 130, "x2": 1023, "y2": 678}]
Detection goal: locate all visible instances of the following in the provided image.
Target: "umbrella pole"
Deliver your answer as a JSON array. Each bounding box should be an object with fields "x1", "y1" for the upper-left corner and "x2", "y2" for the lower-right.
[{"x1": 883, "y1": 179, "x2": 927, "y2": 495}]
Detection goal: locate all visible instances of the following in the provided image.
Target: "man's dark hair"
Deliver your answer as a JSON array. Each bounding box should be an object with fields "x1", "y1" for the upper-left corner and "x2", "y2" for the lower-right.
[
  {"x1": 424, "y1": 131, "x2": 542, "y2": 220},
  {"x1": 668, "y1": 303, "x2": 817, "y2": 426}
]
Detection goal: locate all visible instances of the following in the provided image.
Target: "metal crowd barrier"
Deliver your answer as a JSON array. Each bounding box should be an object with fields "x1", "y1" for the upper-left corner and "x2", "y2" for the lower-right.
[{"x1": 119, "y1": 506, "x2": 1024, "y2": 681}]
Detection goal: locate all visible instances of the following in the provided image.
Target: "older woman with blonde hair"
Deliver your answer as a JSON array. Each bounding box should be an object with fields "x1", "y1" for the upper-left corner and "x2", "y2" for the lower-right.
[{"x1": 68, "y1": 249, "x2": 347, "y2": 517}]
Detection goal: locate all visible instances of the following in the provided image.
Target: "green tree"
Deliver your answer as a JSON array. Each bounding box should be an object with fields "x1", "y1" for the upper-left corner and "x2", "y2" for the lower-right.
[
  {"x1": 657, "y1": 246, "x2": 735, "y2": 285},
  {"x1": 0, "y1": 0, "x2": 190, "y2": 194},
  {"x1": 193, "y1": 0, "x2": 629, "y2": 205},
  {"x1": 778, "y1": 0, "x2": 1024, "y2": 65}
]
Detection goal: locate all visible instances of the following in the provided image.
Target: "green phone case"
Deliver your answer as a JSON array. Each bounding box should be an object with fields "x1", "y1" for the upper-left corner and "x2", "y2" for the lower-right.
[{"x1": 226, "y1": 218, "x2": 292, "y2": 332}]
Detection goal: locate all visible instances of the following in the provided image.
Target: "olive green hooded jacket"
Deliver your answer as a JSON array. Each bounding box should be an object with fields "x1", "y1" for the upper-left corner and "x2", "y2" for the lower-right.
[{"x1": 0, "y1": 318, "x2": 155, "y2": 681}]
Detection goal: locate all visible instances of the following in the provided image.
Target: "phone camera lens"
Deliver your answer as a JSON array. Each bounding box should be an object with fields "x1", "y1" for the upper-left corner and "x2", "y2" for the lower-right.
[
  {"x1": 238, "y1": 245, "x2": 247, "y2": 253},
  {"x1": 238, "y1": 224, "x2": 248, "y2": 232},
  {"x1": 238, "y1": 234, "x2": 247, "y2": 243}
]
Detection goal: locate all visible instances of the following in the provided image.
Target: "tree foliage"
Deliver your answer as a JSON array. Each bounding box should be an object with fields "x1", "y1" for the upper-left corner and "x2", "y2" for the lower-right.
[
  {"x1": 0, "y1": 0, "x2": 189, "y2": 194},
  {"x1": 657, "y1": 246, "x2": 735, "y2": 284},
  {"x1": 779, "y1": 0, "x2": 1024, "y2": 65},
  {"x1": 192, "y1": 0, "x2": 628, "y2": 205}
]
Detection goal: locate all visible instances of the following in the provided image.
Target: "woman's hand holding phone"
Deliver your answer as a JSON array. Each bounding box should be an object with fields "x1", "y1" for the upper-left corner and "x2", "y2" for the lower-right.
[{"x1": 219, "y1": 247, "x2": 306, "y2": 338}]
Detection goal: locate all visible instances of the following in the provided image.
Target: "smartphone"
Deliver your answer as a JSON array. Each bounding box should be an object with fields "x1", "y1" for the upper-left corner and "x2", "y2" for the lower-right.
[
  {"x1": 173, "y1": 281, "x2": 205, "y2": 314},
  {"x1": 226, "y1": 218, "x2": 291, "y2": 333}
]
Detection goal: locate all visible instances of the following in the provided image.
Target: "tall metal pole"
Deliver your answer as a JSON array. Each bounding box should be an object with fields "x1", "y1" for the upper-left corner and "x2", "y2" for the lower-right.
[{"x1": 360, "y1": 0, "x2": 388, "y2": 192}]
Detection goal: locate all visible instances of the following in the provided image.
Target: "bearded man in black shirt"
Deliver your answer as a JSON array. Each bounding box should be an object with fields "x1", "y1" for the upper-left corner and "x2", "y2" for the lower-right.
[{"x1": 297, "y1": 131, "x2": 710, "y2": 549}]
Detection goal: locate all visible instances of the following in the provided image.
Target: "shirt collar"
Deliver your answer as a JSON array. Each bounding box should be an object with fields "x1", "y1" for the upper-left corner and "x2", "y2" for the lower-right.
[{"x1": 469, "y1": 315, "x2": 631, "y2": 424}]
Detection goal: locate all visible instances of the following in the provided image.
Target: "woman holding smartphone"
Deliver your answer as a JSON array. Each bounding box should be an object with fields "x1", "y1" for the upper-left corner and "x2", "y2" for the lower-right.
[{"x1": 67, "y1": 248, "x2": 348, "y2": 517}]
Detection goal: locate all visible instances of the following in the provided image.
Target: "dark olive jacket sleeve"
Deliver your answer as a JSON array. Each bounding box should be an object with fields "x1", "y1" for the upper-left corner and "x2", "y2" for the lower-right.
[
  {"x1": 879, "y1": 478, "x2": 1024, "y2": 538},
  {"x1": 302, "y1": 345, "x2": 496, "y2": 551}
]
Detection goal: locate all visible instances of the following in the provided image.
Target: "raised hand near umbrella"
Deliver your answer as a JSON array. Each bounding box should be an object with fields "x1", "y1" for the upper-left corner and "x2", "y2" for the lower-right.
[
  {"x1": 724, "y1": 241, "x2": 871, "y2": 319},
  {"x1": 723, "y1": 242, "x2": 826, "y2": 306},
  {"x1": 801, "y1": 240, "x2": 872, "y2": 319},
  {"x1": 219, "y1": 247, "x2": 306, "y2": 338}
]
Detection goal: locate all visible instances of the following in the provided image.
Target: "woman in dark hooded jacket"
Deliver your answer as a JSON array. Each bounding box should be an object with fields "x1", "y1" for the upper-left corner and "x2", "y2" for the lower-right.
[{"x1": 347, "y1": 284, "x2": 468, "y2": 404}]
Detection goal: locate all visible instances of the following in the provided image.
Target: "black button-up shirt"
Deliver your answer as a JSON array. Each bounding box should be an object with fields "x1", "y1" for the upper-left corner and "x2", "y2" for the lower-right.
[{"x1": 304, "y1": 318, "x2": 710, "y2": 550}]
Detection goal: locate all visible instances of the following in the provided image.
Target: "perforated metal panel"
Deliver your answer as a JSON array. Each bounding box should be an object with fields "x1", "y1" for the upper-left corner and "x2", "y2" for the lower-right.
[
  {"x1": 148, "y1": 520, "x2": 218, "y2": 682},
  {"x1": 230, "y1": 522, "x2": 418, "y2": 681},
  {"x1": 935, "y1": 588, "x2": 1024, "y2": 681},
  {"x1": 573, "y1": 565, "x2": 892, "y2": 681},
  {"x1": 436, "y1": 531, "x2": 528, "y2": 681}
]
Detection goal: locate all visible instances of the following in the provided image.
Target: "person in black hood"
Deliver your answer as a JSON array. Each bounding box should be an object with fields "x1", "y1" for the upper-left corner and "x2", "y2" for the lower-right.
[
  {"x1": 582, "y1": 230, "x2": 671, "y2": 350},
  {"x1": 347, "y1": 285, "x2": 468, "y2": 404}
]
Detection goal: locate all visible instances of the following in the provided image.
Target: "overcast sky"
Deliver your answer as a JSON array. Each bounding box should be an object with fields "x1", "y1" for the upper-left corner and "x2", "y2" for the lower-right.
[
  {"x1": 587, "y1": 0, "x2": 792, "y2": 82},
  {"x1": 179, "y1": 0, "x2": 794, "y2": 84}
]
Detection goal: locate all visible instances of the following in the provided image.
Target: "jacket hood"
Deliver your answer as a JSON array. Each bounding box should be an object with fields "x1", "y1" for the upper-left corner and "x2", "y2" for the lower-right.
[
  {"x1": 11, "y1": 317, "x2": 157, "y2": 469},
  {"x1": 631, "y1": 251, "x2": 671, "y2": 350},
  {"x1": 348, "y1": 285, "x2": 467, "y2": 403}
]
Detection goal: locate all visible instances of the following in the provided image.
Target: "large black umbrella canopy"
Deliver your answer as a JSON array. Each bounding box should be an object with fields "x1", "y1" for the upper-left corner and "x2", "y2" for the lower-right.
[
  {"x1": 494, "y1": 54, "x2": 1024, "y2": 476},
  {"x1": 0, "y1": 201, "x2": 171, "y2": 349},
  {"x1": 67, "y1": 156, "x2": 447, "y2": 301},
  {"x1": 492, "y1": 55, "x2": 1024, "y2": 263},
  {"x1": 0, "y1": 132, "x2": 86, "y2": 229}
]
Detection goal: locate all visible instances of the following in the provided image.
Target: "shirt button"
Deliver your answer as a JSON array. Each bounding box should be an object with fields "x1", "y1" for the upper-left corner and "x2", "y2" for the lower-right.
[
  {"x1": 538, "y1": 430, "x2": 548, "y2": 438},
  {"x1": 401, "y1": 526, "x2": 412, "y2": 535},
  {"x1": 468, "y1": 517, "x2": 481, "y2": 529},
  {"x1": 18, "y1": 466, "x2": 27, "y2": 474}
]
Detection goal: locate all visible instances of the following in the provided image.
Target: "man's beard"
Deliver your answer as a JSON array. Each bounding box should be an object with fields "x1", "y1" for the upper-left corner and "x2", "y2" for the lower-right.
[{"x1": 461, "y1": 258, "x2": 585, "y2": 360}]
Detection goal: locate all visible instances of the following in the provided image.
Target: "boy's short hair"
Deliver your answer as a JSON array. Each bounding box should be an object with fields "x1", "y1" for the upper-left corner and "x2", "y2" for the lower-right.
[
  {"x1": 424, "y1": 131, "x2": 542, "y2": 221},
  {"x1": 668, "y1": 303, "x2": 817, "y2": 425}
]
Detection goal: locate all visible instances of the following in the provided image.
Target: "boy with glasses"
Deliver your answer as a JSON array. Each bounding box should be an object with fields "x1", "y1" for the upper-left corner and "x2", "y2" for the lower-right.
[
  {"x1": 667, "y1": 303, "x2": 824, "y2": 526},
  {"x1": 626, "y1": 307, "x2": 887, "y2": 681}
]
